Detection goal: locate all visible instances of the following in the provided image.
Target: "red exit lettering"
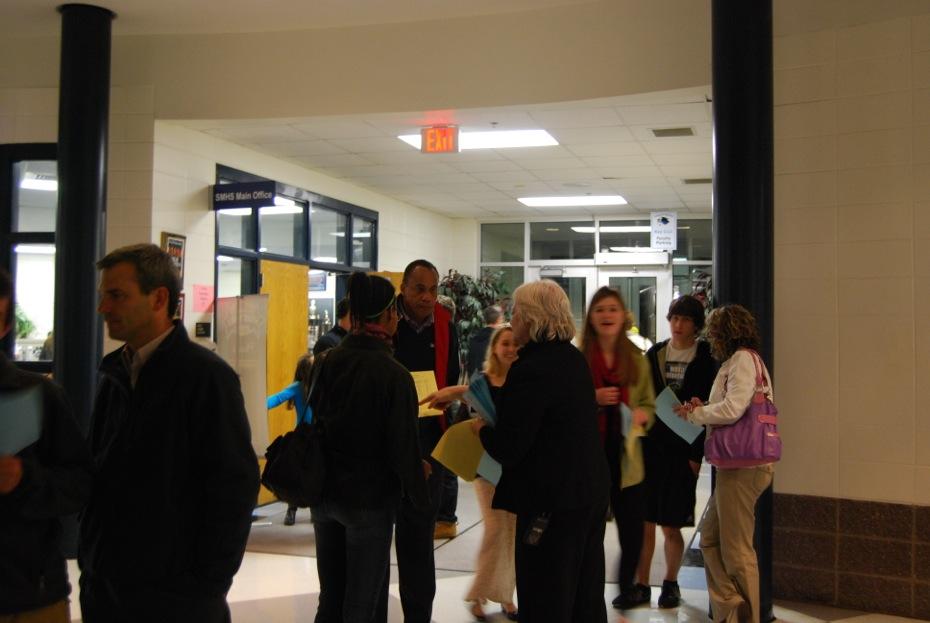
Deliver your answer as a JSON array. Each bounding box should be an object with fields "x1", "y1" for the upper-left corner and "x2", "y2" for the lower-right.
[{"x1": 420, "y1": 126, "x2": 459, "y2": 154}]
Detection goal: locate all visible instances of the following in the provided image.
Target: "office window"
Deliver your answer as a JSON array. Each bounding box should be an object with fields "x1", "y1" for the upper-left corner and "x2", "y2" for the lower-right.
[
  {"x1": 310, "y1": 206, "x2": 347, "y2": 265},
  {"x1": 481, "y1": 223, "x2": 524, "y2": 262},
  {"x1": 530, "y1": 221, "x2": 595, "y2": 260}
]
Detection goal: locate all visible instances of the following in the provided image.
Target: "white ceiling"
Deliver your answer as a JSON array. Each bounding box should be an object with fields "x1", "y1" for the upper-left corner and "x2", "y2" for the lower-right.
[
  {"x1": 0, "y1": 0, "x2": 600, "y2": 36},
  {"x1": 176, "y1": 86, "x2": 713, "y2": 220}
]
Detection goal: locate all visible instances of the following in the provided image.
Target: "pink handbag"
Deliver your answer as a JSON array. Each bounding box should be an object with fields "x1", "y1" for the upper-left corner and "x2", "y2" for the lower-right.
[{"x1": 704, "y1": 349, "x2": 781, "y2": 468}]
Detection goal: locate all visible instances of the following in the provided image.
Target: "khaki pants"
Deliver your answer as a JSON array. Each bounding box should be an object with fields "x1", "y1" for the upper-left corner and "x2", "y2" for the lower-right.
[
  {"x1": 0, "y1": 601, "x2": 70, "y2": 623},
  {"x1": 699, "y1": 465, "x2": 774, "y2": 623}
]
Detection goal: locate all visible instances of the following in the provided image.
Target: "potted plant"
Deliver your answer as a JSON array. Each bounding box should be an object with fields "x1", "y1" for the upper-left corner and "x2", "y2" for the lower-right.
[{"x1": 439, "y1": 269, "x2": 509, "y2": 372}]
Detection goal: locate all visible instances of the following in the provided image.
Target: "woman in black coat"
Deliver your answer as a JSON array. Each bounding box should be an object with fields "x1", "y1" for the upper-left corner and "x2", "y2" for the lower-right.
[{"x1": 472, "y1": 279, "x2": 610, "y2": 623}]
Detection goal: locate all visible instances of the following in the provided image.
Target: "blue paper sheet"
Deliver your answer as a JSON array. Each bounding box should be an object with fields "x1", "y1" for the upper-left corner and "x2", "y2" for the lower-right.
[
  {"x1": 0, "y1": 385, "x2": 42, "y2": 455},
  {"x1": 655, "y1": 386, "x2": 704, "y2": 443},
  {"x1": 477, "y1": 452, "x2": 502, "y2": 486},
  {"x1": 463, "y1": 374, "x2": 497, "y2": 426},
  {"x1": 620, "y1": 403, "x2": 633, "y2": 437}
]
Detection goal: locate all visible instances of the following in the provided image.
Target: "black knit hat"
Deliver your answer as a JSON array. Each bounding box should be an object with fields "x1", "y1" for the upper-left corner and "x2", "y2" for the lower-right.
[{"x1": 666, "y1": 294, "x2": 706, "y2": 331}]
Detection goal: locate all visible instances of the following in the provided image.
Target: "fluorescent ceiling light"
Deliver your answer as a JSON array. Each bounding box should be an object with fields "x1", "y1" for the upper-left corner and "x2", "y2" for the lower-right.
[
  {"x1": 398, "y1": 129, "x2": 558, "y2": 150},
  {"x1": 519, "y1": 195, "x2": 627, "y2": 208},
  {"x1": 274, "y1": 196, "x2": 296, "y2": 206},
  {"x1": 216, "y1": 255, "x2": 236, "y2": 263},
  {"x1": 19, "y1": 175, "x2": 57, "y2": 192},
  {"x1": 258, "y1": 205, "x2": 302, "y2": 215},
  {"x1": 672, "y1": 257, "x2": 688, "y2": 263},
  {"x1": 313, "y1": 256, "x2": 338, "y2": 263},
  {"x1": 218, "y1": 207, "x2": 252, "y2": 216},
  {"x1": 571, "y1": 225, "x2": 649, "y2": 234},
  {"x1": 608, "y1": 246, "x2": 655, "y2": 253},
  {"x1": 14, "y1": 244, "x2": 56, "y2": 254},
  {"x1": 330, "y1": 231, "x2": 370, "y2": 238}
]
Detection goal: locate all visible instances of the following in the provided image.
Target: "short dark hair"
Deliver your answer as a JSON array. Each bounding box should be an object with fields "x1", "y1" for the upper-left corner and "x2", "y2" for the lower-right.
[
  {"x1": 483, "y1": 305, "x2": 502, "y2": 325},
  {"x1": 402, "y1": 259, "x2": 438, "y2": 285},
  {"x1": 0, "y1": 267, "x2": 10, "y2": 301},
  {"x1": 667, "y1": 295, "x2": 706, "y2": 332},
  {"x1": 97, "y1": 244, "x2": 181, "y2": 318},
  {"x1": 335, "y1": 298, "x2": 349, "y2": 319}
]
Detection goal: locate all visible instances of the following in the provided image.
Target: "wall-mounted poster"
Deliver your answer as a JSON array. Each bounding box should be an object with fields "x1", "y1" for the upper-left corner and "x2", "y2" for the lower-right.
[
  {"x1": 160, "y1": 232, "x2": 186, "y2": 282},
  {"x1": 309, "y1": 270, "x2": 327, "y2": 292}
]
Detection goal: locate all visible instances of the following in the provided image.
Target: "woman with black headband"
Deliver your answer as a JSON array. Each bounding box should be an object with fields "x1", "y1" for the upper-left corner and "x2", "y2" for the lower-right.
[{"x1": 308, "y1": 272, "x2": 429, "y2": 623}]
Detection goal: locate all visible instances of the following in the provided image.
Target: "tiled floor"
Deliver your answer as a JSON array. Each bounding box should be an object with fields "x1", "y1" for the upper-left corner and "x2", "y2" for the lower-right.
[{"x1": 66, "y1": 470, "x2": 923, "y2": 622}]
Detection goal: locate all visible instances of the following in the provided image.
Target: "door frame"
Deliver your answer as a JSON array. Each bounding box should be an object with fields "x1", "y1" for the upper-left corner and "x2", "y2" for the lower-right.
[{"x1": 597, "y1": 267, "x2": 672, "y2": 343}]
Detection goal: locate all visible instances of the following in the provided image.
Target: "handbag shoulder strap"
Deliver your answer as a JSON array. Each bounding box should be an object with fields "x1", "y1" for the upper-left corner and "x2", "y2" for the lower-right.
[
  {"x1": 304, "y1": 351, "x2": 329, "y2": 426},
  {"x1": 742, "y1": 348, "x2": 771, "y2": 396}
]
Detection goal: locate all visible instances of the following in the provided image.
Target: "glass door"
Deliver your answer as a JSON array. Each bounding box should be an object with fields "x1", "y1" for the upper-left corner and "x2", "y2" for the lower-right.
[
  {"x1": 598, "y1": 268, "x2": 672, "y2": 346},
  {"x1": 526, "y1": 266, "x2": 596, "y2": 336}
]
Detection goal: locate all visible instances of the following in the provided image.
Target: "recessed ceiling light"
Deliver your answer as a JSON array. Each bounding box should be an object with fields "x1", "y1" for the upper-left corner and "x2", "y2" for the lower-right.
[
  {"x1": 545, "y1": 227, "x2": 560, "y2": 232},
  {"x1": 14, "y1": 244, "x2": 56, "y2": 254},
  {"x1": 398, "y1": 129, "x2": 558, "y2": 150},
  {"x1": 19, "y1": 174, "x2": 58, "y2": 192},
  {"x1": 258, "y1": 205, "x2": 302, "y2": 215},
  {"x1": 570, "y1": 225, "x2": 651, "y2": 233},
  {"x1": 518, "y1": 195, "x2": 627, "y2": 207}
]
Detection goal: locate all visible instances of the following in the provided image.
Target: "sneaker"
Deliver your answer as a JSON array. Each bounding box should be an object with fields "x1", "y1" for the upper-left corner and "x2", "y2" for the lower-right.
[
  {"x1": 611, "y1": 583, "x2": 651, "y2": 610},
  {"x1": 657, "y1": 580, "x2": 681, "y2": 608},
  {"x1": 283, "y1": 507, "x2": 297, "y2": 526},
  {"x1": 433, "y1": 520, "x2": 458, "y2": 539}
]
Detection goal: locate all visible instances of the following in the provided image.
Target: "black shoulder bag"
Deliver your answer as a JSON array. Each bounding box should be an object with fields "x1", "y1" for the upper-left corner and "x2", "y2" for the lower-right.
[{"x1": 261, "y1": 354, "x2": 327, "y2": 507}]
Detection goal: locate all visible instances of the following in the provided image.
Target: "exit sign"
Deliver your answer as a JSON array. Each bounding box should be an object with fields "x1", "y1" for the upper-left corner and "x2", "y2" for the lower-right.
[{"x1": 420, "y1": 125, "x2": 459, "y2": 154}]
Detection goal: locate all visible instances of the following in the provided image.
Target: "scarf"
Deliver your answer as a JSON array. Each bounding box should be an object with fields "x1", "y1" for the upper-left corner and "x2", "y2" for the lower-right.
[
  {"x1": 588, "y1": 342, "x2": 630, "y2": 444},
  {"x1": 358, "y1": 323, "x2": 394, "y2": 347}
]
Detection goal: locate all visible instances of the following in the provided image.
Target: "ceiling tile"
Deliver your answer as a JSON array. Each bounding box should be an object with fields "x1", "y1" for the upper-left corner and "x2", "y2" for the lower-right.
[
  {"x1": 289, "y1": 119, "x2": 383, "y2": 139},
  {"x1": 515, "y1": 157, "x2": 587, "y2": 171},
  {"x1": 471, "y1": 170, "x2": 539, "y2": 184},
  {"x1": 590, "y1": 165, "x2": 664, "y2": 178},
  {"x1": 528, "y1": 107, "x2": 623, "y2": 129},
  {"x1": 615, "y1": 102, "x2": 710, "y2": 126},
  {"x1": 328, "y1": 136, "x2": 413, "y2": 153},
  {"x1": 498, "y1": 146, "x2": 574, "y2": 160},
  {"x1": 658, "y1": 165, "x2": 713, "y2": 179},
  {"x1": 260, "y1": 140, "x2": 346, "y2": 157},
  {"x1": 294, "y1": 153, "x2": 374, "y2": 168},
  {"x1": 640, "y1": 137, "x2": 712, "y2": 155},
  {"x1": 449, "y1": 160, "x2": 523, "y2": 174},
  {"x1": 566, "y1": 142, "x2": 647, "y2": 158},
  {"x1": 549, "y1": 126, "x2": 635, "y2": 144},
  {"x1": 207, "y1": 125, "x2": 310, "y2": 143},
  {"x1": 649, "y1": 152, "x2": 710, "y2": 167}
]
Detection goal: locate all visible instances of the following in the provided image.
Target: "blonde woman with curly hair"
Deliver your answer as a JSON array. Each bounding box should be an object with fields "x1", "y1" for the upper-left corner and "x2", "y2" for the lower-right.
[{"x1": 675, "y1": 304, "x2": 774, "y2": 623}]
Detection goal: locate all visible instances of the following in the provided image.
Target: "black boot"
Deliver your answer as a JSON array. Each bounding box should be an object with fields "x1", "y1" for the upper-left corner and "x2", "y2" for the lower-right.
[{"x1": 284, "y1": 506, "x2": 297, "y2": 526}]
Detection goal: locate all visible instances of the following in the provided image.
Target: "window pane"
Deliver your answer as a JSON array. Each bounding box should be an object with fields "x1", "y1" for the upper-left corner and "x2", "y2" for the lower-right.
[
  {"x1": 216, "y1": 256, "x2": 256, "y2": 298},
  {"x1": 529, "y1": 222, "x2": 594, "y2": 260},
  {"x1": 598, "y1": 220, "x2": 651, "y2": 253},
  {"x1": 217, "y1": 208, "x2": 255, "y2": 250},
  {"x1": 310, "y1": 207, "x2": 347, "y2": 265},
  {"x1": 352, "y1": 218, "x2": 375, "y2": 269},
  {"x1": 673, "y1": 265, "x2": 712, "y2": 302},
  {"x1": 673, "y1": 220, "x2": 713, "y2": 261},
  {"x1": 480, "y1": 266, "x2": 523, "y2": 300},
  {"x1": 14, "y1": 160, "x2": 58, "y2": 232},
  {"x1": 259, "y1": 203, "x2": 304, "y2": 258},
  {"x1": 13, "y1": 244, "x2": 56, "y2": 361},
  {"x1": 481, "y1": 223, "x2": 524, "y2": 262}
]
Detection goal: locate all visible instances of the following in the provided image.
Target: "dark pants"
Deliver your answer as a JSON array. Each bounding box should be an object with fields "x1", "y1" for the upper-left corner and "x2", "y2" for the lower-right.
[
  {"x1": 606, "y1": 428, "x2": 646, "y2": 590},
  {"x1": 79, "y1": 572, "x2": 230, "y2": 623},
  {"x1": 514, "y1": 503, "x2": 608, "y2": 623},
  {"x1": 392, "y1": 456, "x2": 443, "y2": 623},
  {"x1": 437, "y1": 464, "x2": 458, "y2": 523},
  {"x1": 311, "y1": 501, "x2": 395, "y2": 623}
]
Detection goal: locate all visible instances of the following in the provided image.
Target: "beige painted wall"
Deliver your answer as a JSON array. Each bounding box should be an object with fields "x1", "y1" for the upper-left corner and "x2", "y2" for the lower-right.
[
  {"x1": 0, "y1": 0, "x2": 710, "y2": 119},
  {"x1": 772, "y1": 10, "x2": 930, "y2": 505}
]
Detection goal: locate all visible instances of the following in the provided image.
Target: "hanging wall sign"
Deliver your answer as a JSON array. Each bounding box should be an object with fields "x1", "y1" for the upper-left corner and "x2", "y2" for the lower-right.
[
  {"x1": 212, "y1": 181, "x2": 277, "y2": 209},
  {"x1": 420, "y1": 125, "x2": 459, "y2": 154},
  {"x1": 650, "y1": 211, "x2": 678, "y2": 251}
]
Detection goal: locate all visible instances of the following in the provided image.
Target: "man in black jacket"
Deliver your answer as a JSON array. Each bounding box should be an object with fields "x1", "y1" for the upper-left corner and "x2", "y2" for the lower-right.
[
  {"x1": 0, "y1": 268, "x2": 93, "y2": 622},
  {"x1": 391, "y1": 259, "x2": 460, "y2": 623},
  {"x1": 80, "y1": 244, "x2": 259, "y2": 623}
]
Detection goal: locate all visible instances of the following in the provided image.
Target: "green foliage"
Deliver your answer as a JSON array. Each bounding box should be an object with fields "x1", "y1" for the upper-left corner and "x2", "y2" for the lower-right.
[
  {"x1": 439, "y1": 269, "x2": 509, "y2": 369},
  {"x1": 14, "y1": 303, "x2": 35, "y2": 339}
]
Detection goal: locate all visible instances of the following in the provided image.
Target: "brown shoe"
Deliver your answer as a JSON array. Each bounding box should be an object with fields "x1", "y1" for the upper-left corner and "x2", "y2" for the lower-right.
[{"x1": 434, "y1": 520, "x2": 458, "y2": 539}]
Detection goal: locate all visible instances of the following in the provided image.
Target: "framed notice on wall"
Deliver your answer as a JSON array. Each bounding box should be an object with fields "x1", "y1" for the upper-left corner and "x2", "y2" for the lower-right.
[{"x1": 160, "y1": 232, "x2": 186, "y2": 283}]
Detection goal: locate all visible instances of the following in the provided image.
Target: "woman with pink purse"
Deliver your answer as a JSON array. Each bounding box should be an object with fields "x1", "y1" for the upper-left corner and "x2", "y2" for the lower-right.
[{"x1": 674, "y1": 305, "x2": 780, "y2": 623}]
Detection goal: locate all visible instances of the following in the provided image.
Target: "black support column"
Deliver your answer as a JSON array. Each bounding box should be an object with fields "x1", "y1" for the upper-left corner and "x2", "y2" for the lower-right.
[
  {"x1": 54, "y1": 3, "x2": 114, "y2": 436},
  {"x1": 711, "y1": 1, "x2": 775, "y2": 621}
]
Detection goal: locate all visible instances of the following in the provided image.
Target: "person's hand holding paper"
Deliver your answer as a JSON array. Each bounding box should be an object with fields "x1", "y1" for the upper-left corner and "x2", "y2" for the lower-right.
[{"x1": 411, "y1": 370, "x2": 443, "y2": 417}]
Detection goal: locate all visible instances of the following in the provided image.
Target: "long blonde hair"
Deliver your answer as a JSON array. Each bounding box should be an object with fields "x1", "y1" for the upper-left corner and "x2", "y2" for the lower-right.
[{"x1": 483, "y1": 325, "x2": 514, "y2": 380}]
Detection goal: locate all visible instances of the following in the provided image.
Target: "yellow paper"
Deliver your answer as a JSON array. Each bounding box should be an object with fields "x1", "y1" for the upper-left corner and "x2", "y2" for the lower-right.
[
  {"x1": 411, "y1": 370, "x2": 443, "y2": 417},
  {"x1": 430, "y1": 420, "x2": 484, "y2": 481}
]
